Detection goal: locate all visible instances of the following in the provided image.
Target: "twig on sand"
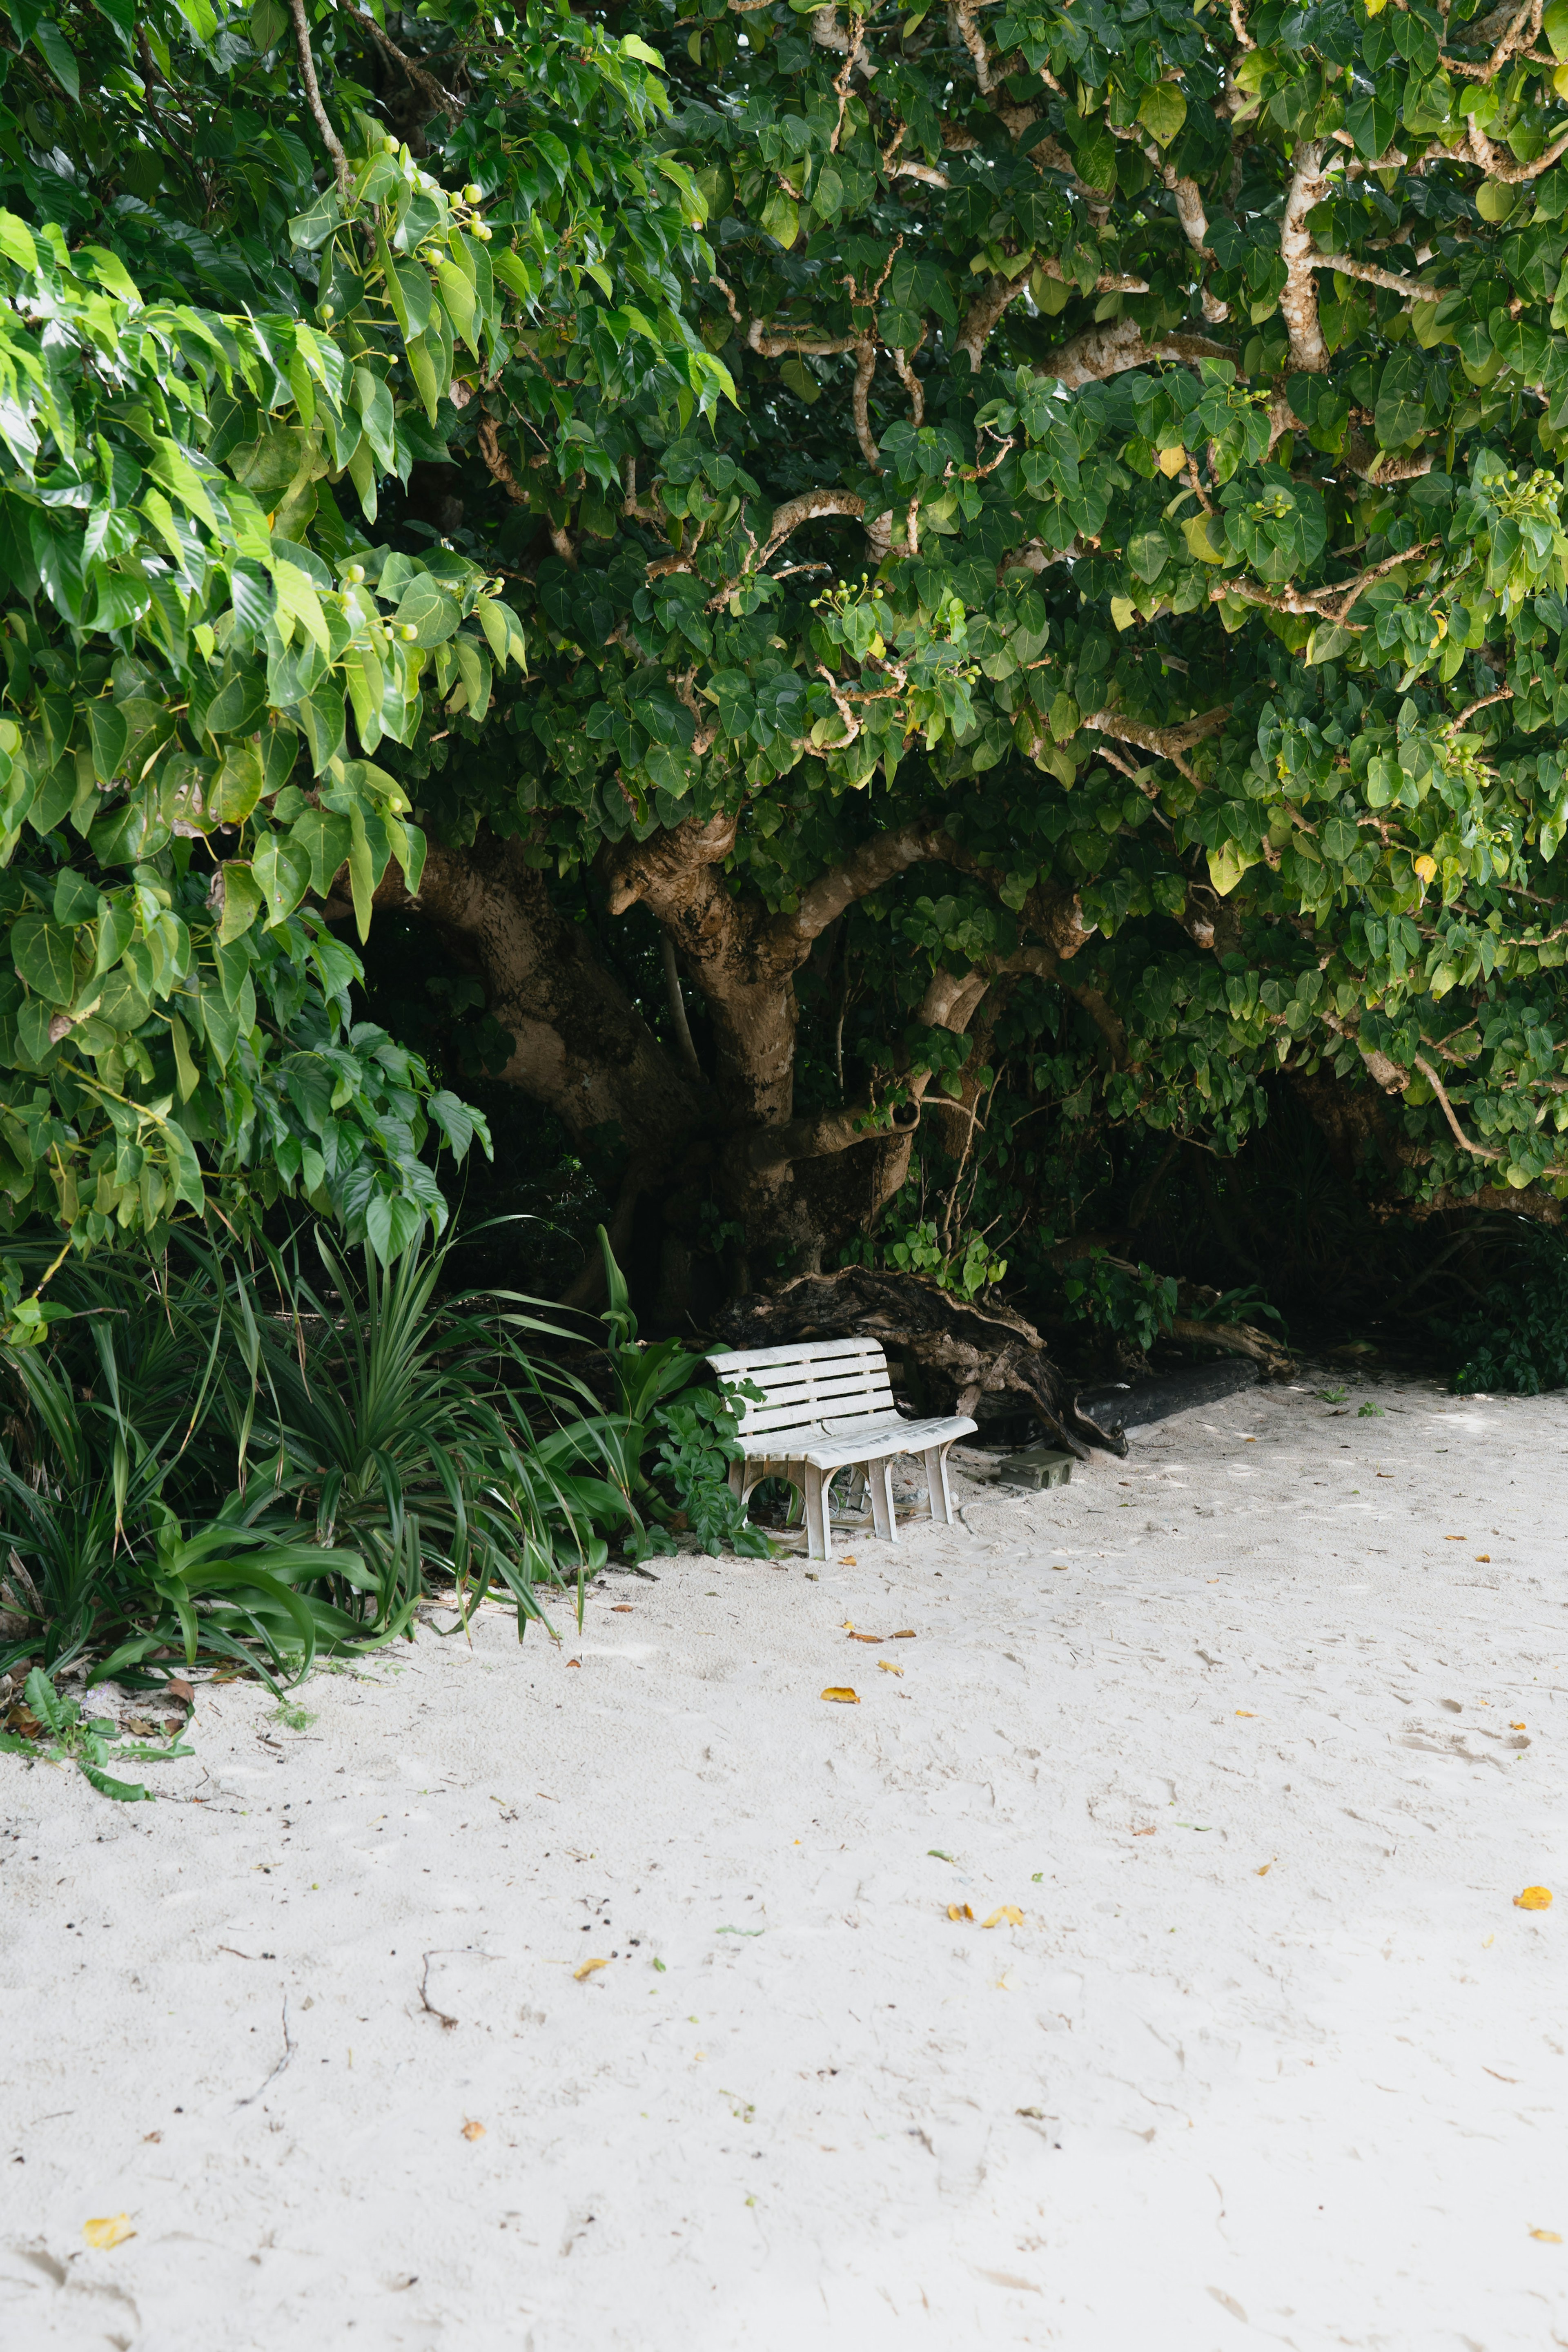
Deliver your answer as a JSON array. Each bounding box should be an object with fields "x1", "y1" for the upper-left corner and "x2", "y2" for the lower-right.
[
  {"x1": 418, "y1": 1953, "x2": 459, "y2": 2030},
  {"x1": 237, "y1": 1998, "x2": 295, "y2": 2105}
]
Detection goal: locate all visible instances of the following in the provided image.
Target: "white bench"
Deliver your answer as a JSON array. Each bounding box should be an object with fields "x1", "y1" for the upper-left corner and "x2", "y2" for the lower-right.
[{"x1": 706, "y1": 1337, "x2": 977, "y2": 1562}]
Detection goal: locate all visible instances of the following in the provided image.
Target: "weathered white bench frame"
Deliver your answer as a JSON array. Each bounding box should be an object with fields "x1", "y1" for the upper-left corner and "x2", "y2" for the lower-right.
[{"x1": 706, "y1": 1337, "x2": 977, "y2": 1562}]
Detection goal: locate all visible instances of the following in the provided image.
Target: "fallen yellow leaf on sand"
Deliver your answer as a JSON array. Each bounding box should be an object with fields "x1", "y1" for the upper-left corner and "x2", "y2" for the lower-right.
[
  {"x1": 1477, "y1": 1554, "x2": 1491, "y2": 1562},
  {"x1": 878, "y1": 1659, "x2": 903, "y2": 1675},
  {"x1": 821, "y1": 1687, "x2": 860, "y2": 1704},
  {"x1": 1051, "y1": 1564, "x2": 1069, "y2": 1572},
  {"x1": 948, "y1": 1903, "x2": 975, "y2": 1922},
  {"x1": 891, "y1": 1629, "x2": 916, "y2": 1639},
  {"x1": 1530, "y1": 2228, "x2": 1563, "y2": 2243},
  {"x1": 1515, "y1": 1886, "x2": 1553, "y2": 1911},
  {"x1": 841, "y1": 1557, "x2": 857, "y2": 1566},
  {"x1": 575, "y1": 1956, "x2": 610, "y2": 1979},
  {"x1": 461, "y1": 2120, "x2": 486, "y2": 2142},
  {"x1": 1236, "y1": 1710, "x2": 1256, "y2": 1718},
  {"x1": 83, "y1": 2216, "x2": 134, "y2": 2251},
  {"x1": 848, "y1": 1632, "x2": 884, "y2": 1643},
  {"x1": 1257, "y1": 1863, "x2": 1272, "y2": 1877},
  {"x1": 983, "y1": 1906, "x2": 1025, "y2": 1928},
  {"x1": 1512, "y1": 1721, "x2": 1527, "y2": 1730}
]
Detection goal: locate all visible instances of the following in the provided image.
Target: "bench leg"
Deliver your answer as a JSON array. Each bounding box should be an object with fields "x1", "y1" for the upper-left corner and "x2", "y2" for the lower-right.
[
  {"x1": 802, "y1": 1466, "x2": 830, "y2": 1562},
  {"x1": 924, "y1": 1442, "x2": 957, "y2": 1527},
  {"x1": 868, "y1": 1457, "x2": 898, "y2": 1544}
]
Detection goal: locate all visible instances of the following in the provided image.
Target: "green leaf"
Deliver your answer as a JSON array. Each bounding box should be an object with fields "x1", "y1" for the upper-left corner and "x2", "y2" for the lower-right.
[
  {"x1": 289, "y1": 187, "x2": 344, "y2": 253},
  {"x1": 218, "y1": 863, "x2": 264, "y2": 945},
  {"x1": 1345, "y1": 88, "x2": 1396, "y2": 162},
  {"x1": 394, "y1": 575, "x2": 462, "y2": 647},
  {"x1": 85, "y1": 700, "x2": 128, "y2": 782},
  {"x1": 250, "y1": 0, "x2": 287, "y2": 52},
  {"x1": 169, "y1": 1012, "x2": 199, "y2": 1101},
  {"x1": 253, "y1": 833, "x2": 312, "y2": 927},
  {"x1": 13, "y1": 915, "x2": 77, "y2": 1005},
  {"x1": 31, "y1": 21, "x2": 80, "y2": 100},
  {"x1": 760, "y1": 189, "x2": 799, "y2": 248},
  {"x1": 0, "y1": 210, "x2": 38, "y2": 272},
  {"x1": 1137, "y1": 84, "x2": 1187, "y2": 150}
]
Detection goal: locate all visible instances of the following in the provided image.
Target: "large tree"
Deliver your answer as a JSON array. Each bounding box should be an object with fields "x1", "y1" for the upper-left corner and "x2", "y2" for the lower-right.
[{"x1": 5, "y1": 0, "x2": 1568, "y2": 1322}]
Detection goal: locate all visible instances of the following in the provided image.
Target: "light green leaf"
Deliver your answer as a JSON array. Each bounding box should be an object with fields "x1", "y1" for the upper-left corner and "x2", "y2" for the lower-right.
[
  {"x1": 1137, "y1": 83, "x2": 1187, "y2": 150},
  {"x1": 217, "y1": 863, "x2": 264, "y2": 945}
]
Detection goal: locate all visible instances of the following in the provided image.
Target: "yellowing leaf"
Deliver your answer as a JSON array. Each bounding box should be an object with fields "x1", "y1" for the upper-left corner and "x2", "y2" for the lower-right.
[
  {"x1": 83, "y1": 2215, "x2": 134, "y2": 2249},
  {"x1": 982, "y1": 1906, "x2": 1025, "y2": 1928},
  {"x1": 821, "y1": 1687, "x2": 860, "y2": 1704},
  {"x1": 461, "y1": 2118, "x2": 486, "y2": 2141},
  {"x1": 575, "y1": 1955, "x2": 610, "y2": 1979},
  {"x1": 1515, "y1": 1886, "x2": 1553, "y2": 1911},
  {"x1": 1414, "y1": 853, "x2": 1438, "y2": 883},
  {"x1": 1109, "y1": 595, "x2": 1137, "y2": 633},
  {"x1": 947, "y1": 1902, "x2": 975, "y2": 1922},
  {"x1": 878, "y1": 1660, "x2": 903, "y2": 1675},
  {"x1": 1156, "y1": 443, "x2": 1187, "y2": 477},
  {"x1": 1207, "y1": 839, "x2": 1258, "y2": 896}
]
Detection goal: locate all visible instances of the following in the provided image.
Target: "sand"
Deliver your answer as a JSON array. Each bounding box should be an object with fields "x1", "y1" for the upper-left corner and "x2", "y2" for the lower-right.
[{"x1": 0, "y1": 1371, "x2": 1564, "y2": 2350}]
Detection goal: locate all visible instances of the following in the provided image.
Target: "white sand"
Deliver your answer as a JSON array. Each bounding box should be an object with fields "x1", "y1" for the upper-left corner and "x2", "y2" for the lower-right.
[{"x1": 1, "y1": 1373, "x2": 1564, "y2": 2350}]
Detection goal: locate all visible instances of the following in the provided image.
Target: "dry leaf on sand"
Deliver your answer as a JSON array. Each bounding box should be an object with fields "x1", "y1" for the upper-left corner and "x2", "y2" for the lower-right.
[
  {"x1": 83, "y1": 2216, "x2": 134, "y2": 2249},
  {"x1": 1236, "y1": 1710, "x2": 1256, "y2": 1718},
  {"x1": 891, "y1": 1629, "x2": 916, "y2": 1639},
  {"x1": 461, "y1": 2120, "x2": 486, "y2": 2141},
  {"x1": 1530, "y1": 2228, "x2": 1563, "y2": 2243},
  {"x1": 1514, "y1": 1886, "x2": 1553, "y2": 1911},
  {"x1": 1257, "y1": 1863, "x2": 1273, "y2": 1877},
  {"x1": 821, "y1": 1687, "x2": 859, "y2": 1704},
  {"x1": 878, "y1": 1660, "x2": 903, "y2": 1675},
  {"x1": 848, "y1": 1632, "x2": 883, "y2": 1643},
  {"x1": 983, "y1": 1906, "x2": 1024, "y2": 1928},
  {"x1": 947, "y1": 1903, "x2": 975, "y2": 1922},
  {"x1": 575, "y1": 1956, "x2": 610, "y2": 1980}
]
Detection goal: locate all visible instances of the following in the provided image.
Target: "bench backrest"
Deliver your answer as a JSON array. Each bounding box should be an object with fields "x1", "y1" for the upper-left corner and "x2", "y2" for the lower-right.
[{"x1": 707, "y1": 1337, "x2": 893, "y2": 1443}]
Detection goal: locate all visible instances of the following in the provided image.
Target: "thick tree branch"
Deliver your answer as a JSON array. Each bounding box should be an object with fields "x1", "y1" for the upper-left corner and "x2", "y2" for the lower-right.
[
  {"x1": 1279, "y1": 140, "x2": 1331, "y2": 372},
  {"x1": 1309, "y1": 252, "x2": 1445, "y2": 303},
  {"x1": 1037, "y1": 317, "x2": 1235, "y2": 390}
]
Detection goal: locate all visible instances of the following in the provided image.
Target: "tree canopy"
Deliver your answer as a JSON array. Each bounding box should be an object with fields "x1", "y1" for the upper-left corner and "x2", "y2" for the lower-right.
[{"x1": 5, "y1": 0, "x2": 1568, "y2": 1322}]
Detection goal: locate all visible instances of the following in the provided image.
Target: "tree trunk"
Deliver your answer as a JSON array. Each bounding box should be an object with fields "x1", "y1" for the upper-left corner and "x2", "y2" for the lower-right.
[{"x1": 362, "y1": 814, "x2": 1102, "y2": 1313}]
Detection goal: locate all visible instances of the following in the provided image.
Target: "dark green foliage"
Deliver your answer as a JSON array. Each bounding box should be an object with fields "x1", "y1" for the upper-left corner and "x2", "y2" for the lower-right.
[
  {"x1": 1449, "y1": 1225, "x2": 1568, "y2": 1394},
  {"x1": 0, "y1": 1221, "x2": 659, "y2": 1697}
]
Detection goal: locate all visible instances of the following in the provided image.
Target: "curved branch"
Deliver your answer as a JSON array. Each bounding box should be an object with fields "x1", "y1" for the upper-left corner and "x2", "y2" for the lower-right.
[
  {"x1": 1413, "y1": 1055, "x2": 1506, "y2": 1162},
  {"x1": 288, "y1": 0, "x2": 350, "y2": 195},
  {"x1": 1037, "y1": 316, "x2": 1236, "y2": 390},
  {"x1": 758, "y1": 488, "x2": 867, "y2": 566},
  {"x1": 343, "y1": 2, "x2": 457, "y2": 118}
]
